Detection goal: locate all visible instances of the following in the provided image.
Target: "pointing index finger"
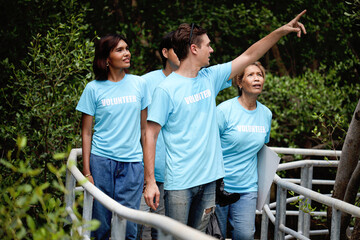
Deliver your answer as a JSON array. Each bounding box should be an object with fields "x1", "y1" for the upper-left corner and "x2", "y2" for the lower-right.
[{"x1": 294, "y1": 10, "x2": 307, "y2": 21}]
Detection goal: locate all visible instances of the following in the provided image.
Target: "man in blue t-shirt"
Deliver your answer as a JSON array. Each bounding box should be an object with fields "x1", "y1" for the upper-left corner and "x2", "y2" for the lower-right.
[
  {"x1": 137, "y1": 31, "x2": 179, "y2": 240},
  {"x1": 143, "y1": 11, "x2": 307, "y2": 232}
]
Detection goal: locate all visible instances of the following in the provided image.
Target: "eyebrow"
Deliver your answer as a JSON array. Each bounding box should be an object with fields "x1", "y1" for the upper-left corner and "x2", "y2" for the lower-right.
[{"x1": 115, "y1": 45, "x2": 128, "y2": 50}]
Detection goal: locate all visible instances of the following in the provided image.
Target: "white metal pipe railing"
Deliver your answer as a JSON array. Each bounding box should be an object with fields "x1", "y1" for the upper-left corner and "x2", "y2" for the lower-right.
[
  {"x1": 66, "y1": 147, "x2": 360, "y2": 240},
  {"x1": 65, "y1": 148, "x2": 216, "y2": 240},
  {"x1": 260, "y1": 148, "x2": 360, "y2": 240},
  {"x1": 277, "y1": 160, "x2": 339, "y2": 171},
  {"x1": 270, "y1": 147, "x2": 341, "y2": 157}
]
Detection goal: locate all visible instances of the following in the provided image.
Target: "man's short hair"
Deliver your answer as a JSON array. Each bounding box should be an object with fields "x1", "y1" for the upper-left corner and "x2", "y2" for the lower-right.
[
  {"x1": 159, "y1": 31, "x2": 175, "y2": 69},
  {"x1": 172, "y1": 23, "x2": 207, "y2": 61}
]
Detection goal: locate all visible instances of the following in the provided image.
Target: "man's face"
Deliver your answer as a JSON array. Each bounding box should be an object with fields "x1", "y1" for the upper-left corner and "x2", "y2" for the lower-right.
[{"x1": 197, "y1": 34, "x2": 214, "y2": 67}]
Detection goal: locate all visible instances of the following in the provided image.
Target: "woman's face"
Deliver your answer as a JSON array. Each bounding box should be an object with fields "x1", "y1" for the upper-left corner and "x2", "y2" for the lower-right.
[
  {"x1": 238, "y1": 65, "x2": 265, "y2": 97},
  {"x1": 107, "y1": 39, "x2": 131, "y2": 70}
]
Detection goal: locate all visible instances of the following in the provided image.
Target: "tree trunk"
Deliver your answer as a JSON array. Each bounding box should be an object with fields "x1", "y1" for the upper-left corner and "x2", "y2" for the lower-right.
[
  {"x1": 351, "y1": 218, "x2": 360, "y2": 240},
  {"x1": 341, "y1": 162, "x2": 360, "y2": 237},
  {"x1": 327, "y1": 98, "x2": 360, "y2": 238},
  {"x1": 271, "y1": 44, "x2": 289, "y2": 76}
]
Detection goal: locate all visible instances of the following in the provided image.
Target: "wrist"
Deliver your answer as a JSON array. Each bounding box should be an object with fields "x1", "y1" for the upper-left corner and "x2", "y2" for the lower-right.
[{"x1": 84, "y1": 173, "x2": 92, "y2": 177}]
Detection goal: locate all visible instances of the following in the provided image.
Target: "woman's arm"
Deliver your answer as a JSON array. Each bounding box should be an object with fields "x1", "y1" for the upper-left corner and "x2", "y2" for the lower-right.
[
  {"x1": 81, "y1": 113, "x2": 94, "y2": 184},
  {"x1": 140, "y1": 108, "x2": 148, "y2": 147}
]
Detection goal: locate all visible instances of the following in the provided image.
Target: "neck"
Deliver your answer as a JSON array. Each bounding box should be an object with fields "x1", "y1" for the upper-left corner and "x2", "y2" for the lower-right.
[
  {"x1": 238, "y1": 94, "x2": 258, "y2": 110},
  {"x1": 108, "y1": 69, "x2": 126, "y2": 82},
  {"x1": 175, "y1": 58, "x2": 202, "y2": 78}
]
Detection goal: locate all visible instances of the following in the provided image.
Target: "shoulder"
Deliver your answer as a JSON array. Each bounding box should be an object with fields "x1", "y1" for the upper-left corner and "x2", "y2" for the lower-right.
[
  {"x1": 257, "y1": 101, "x2": 272, "y2": 116},
  {"x1": 83, "y1": 80, "x2": 102, "y2": 90},
  {"x1": 156, "y1": 72, "x2": 178, "y2": 89},
  {"x1": 126, "y1": 73, "x2": 143, "y2": 80},
  {"x1": 217, "y1": 97, "x2": 237, "y2": 111},
  {"x1": 125, "y1": 74, "x2": 147, "y2": 85},
  {"x1": 199, "y1": 62, "x2": 232, "y2": 76},
  {"x1": 141, "y1": 69, "x2": 163, "y2": 80}
]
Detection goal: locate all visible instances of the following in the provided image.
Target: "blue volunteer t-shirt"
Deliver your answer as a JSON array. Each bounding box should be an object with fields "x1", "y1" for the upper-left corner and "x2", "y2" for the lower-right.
[
  {"x1": 217, "y1": 97, "x2": 272, "y2": 193},
  {"x1": 148, "y1": 62, "x2": 232, "y2": 190},
  {"x1": 142, "y1": 69, "x2": 167, "y2": 182},
  {"x1": 76, "y1": 74, "x2": 151, "y2": 162}
]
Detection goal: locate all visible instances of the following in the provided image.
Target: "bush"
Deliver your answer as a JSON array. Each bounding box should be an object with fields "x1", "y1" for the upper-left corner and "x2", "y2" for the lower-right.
[
  {"x1": 0, "y1": 10, "x2": 95, "y2": 187},
  {"x1": 0, "y1": 9, "x2": 97, "y2": 237},
  {"x1": 0, "y1": 137, "x2": 89, "y2": 240}
]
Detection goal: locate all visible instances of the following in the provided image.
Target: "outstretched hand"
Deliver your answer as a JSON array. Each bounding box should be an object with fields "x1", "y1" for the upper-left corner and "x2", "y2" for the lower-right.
[{"x1": 283, "y1": 10, "x2": 307, "y2": 37}]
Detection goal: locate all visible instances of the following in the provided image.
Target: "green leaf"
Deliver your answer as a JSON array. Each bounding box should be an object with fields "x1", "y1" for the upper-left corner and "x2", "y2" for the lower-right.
[{"x1": 26, "y1": 215, "x2": 36, "y2": 231}]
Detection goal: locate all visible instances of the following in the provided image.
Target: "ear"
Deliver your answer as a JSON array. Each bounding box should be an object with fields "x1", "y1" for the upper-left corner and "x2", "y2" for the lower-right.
[
  {"x1": 236, "y1": 78, "x2": 243, "y2": 88},
  {"x1": 162, "y1": 48, "x2": 169, "y2": 59},
  {"x1": 189, "y1": 44, "x2": 199, "y2": 55}
]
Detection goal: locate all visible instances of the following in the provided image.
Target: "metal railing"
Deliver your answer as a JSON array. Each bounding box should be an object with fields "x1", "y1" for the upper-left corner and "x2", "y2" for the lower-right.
[
  {"x1": 258, "y1": 147, "x2": 360, "y2": 240},
  {"x1": 65, "y1": 148, "x2": 216, "y2": 240},
  {"x1": 65, "y1": 147, "x2": 360, "y2": 240}
]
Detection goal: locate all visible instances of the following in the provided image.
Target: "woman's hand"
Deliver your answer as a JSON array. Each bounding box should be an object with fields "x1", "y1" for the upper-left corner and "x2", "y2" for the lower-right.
[{"x1": 86, "y1": 174, "x2": 94, "y2": 184}]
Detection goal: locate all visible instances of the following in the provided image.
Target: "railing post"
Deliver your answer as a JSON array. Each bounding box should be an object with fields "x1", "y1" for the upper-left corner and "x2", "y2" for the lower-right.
[
  {"x1": 158, "y1": 229, "x2": 173, "y2": 240},
  {"x1": 298, "y1": 165, "x2": 313, "y2": 238},
  {"x1": 65, "y1": 168, "x2": 76, "y2": 225},
  {"x1": 275, "y1": 185, "x2": 287, "y2": 240},
  {"x1": 330, "y1": 207, "x2": 341, "y2": 240},
  {"x1": 260, "y1": 193, "x2": 270, "y2": 240},
  {"x1": 111, "y1": 212, "x2": 127, "y2": 240},
  {"x1": 304, "y1": 166, "x2": 313, "y2": 237},
  {"x1": 82, "y1": 189, "x2": 93, "y2": 238}
]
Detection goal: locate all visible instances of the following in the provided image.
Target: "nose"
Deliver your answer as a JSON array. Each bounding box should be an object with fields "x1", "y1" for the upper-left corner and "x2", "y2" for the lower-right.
[
  {"x1": 209, "y1": 46, "x2": 214, "y2": 53},
  {"x1": 124, "y1": 49, "x2": 131, "y2": 56}
]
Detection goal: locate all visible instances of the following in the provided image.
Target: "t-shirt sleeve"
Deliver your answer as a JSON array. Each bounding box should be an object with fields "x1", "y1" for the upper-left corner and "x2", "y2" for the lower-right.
[
  {"x1": 265, "y1": 111, "x2": 272, "y2": 144},
  {"x1": 76, "y1": 83, "x2": 96, "y2": 116},
  {"x1": 216, "y1": 106, "x2": 227, "y2": 136},
  {"x1": 140, "y1": 77, "x2": 151, "y2": 110},
  {"x1": 208, "y1": 62, "x2": 232, "y2": 95},
  {"x1": 147, "y1": 87, "x2": 172, "y2": 127}
]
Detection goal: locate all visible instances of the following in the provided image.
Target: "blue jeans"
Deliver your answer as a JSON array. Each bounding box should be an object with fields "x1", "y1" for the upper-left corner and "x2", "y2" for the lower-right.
[
  {"x1": 90, "y1": 154, "x2": 144, "y2": 240},
  {"x1": 165, "y1": 181, "x2": 216, "y2": 232},
  {"x1": 215, "y1": 192, "x2": 258, "y2": 240},
  {"x1": 136, "y1": 182, "x2": 165, "y2": 240}
]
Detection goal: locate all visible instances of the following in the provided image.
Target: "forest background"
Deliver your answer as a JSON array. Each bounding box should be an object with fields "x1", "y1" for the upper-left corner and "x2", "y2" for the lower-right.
[{"x1": 0, "y1": 0, "x2": 359, "y2": 239}]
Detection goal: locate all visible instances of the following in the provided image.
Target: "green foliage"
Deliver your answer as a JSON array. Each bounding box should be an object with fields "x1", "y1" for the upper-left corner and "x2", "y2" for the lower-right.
[
  {"x1": 0, "y1": 7, "x2": 97, "y2": 235},
  {"x1": 0, "y1": 137, "x2": 90, "y2": 240},
  {"x1": 80, "y1": 0, "x2": 360, "y2": 83},
  {"x1": 1, "y1": 9, "x2": 95, "y2": 185},
  {"x1": 257, "y1": 67, "x2": 360, "y2": 148},
  {"x1": 345, "y1": 0, "x2": 360, "y2": 25},
  {"x1": 288, "y1": 190, "x2": 317, "y2": 215}
]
